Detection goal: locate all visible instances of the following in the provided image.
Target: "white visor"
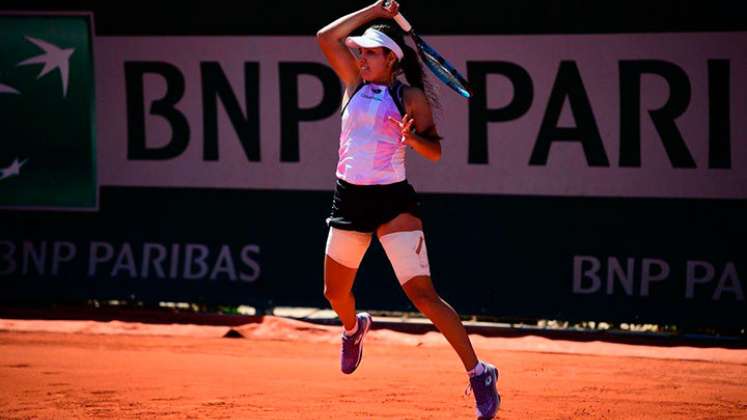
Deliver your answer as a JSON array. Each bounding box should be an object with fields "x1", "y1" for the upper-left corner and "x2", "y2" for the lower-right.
[{"x1": 345, "y1": 28, "x2": 404, "y2": 61}]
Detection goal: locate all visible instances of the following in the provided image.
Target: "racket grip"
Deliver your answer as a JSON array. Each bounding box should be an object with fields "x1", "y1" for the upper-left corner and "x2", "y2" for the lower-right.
[{"x1": 392, "y1": 14, "x2": 412, "y2": 33}]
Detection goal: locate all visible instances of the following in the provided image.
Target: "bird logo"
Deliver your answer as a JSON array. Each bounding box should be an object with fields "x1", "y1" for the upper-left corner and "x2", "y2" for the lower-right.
[
  {"x1": 0, "y1": 15, "x2": 97, "y2": 209},
  {"x1": 1, "y1": 36, "x2": 75, "y2": 183}
]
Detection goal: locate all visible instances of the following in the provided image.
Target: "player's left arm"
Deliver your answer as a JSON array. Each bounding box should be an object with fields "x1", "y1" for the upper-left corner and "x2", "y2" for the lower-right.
[{"x1": 388, "y1": 87, "x2": 442, "y2": 162}]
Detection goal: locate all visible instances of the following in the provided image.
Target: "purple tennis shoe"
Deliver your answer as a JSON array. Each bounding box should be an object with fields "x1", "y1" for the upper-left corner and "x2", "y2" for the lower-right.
[
  {"x1": 467, "y1": 362, "x2": 500, "y2": 419},
  {"x1": 340, "y1": 312, "x2": 372, "y2": 374}
]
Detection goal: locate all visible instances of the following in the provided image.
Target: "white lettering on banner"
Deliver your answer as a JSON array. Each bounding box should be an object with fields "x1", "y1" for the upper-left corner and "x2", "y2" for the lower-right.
[
  {"x1": 169, "y1": 243, "x2": 180, "y2": 278},
  {"x1": 573, "y1": 255, "x2": 601, "y2": 293},
  {"x1": 686, "y1": 260, "x2": 715, "y2": 298},
  {"x1": 142, "y1": 242, "x2": 167, "y2": 278},
  {"x1": 573, "y1": 256, "x2": 744, "y2": 301},
  {"x1": 640, "y1": 258, "x2": 669, "y2": 297},
  {"x1": 0, "y1": 241, "x2": 17, "y2": 275},
  {"x1": 184, "y1": 243, "x2": 210, "y2": 280},
  {"x1": 89, "y1": 241, "x2": 114, "y2": 276},
  {"x1": 714, "y1": 263, "x2": 743, "y2": 301},
  {"x1": 239, "y1": 244, "x2": 261, "y2": 282},
  {"x1": 95, "y1": 33, "x2": 747, "y2": 198},
  {"x1": 0, "y1": 240, "x2": 262, "y2": 282},
  {"x1": 0, "y1": 241, "x2": 78, "y2": 276},
  {"x1": 51, "y1": 242, "x2": 76, "y2": 276},
  {"x1": 607, "y1": 257, "x2": 635, "y2": 295},
  {"x1": 23, "y1": 240, "x2": 46, "y2": 275},
  {"x1": 211, "y1": 245, "x2": 237, "y2": 281},
  {"x1": 111, "y1": 242, "x2": 137, "y2": 277}
]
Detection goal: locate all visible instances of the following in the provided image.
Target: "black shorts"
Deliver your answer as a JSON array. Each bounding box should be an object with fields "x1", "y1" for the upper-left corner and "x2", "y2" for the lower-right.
[{"x1": 326, "y1": 178, "x2": 421, "y2": 233}]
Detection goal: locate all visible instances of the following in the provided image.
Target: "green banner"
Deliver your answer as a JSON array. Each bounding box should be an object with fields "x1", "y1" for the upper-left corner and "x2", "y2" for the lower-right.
[{"x1": 0, "y1": 15, "x2": 96, "y2": 209}]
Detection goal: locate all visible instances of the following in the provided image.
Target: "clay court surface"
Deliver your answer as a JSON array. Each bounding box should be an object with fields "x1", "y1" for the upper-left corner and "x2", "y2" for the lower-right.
[{"x1": 1, "y1": 316, "x2": 746, "y2": 419}]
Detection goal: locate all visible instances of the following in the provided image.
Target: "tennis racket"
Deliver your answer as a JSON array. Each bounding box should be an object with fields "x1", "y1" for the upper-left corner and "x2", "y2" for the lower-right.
[{"x1": 385, "y1": 2, "x2": 473, "y2": 99}]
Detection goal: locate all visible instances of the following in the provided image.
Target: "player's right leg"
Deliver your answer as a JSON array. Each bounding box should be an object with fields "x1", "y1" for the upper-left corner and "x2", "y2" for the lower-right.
[
  {"x1": 323, "y1": 227, "x2": 374, "y2": 374},
  {"x1": 323, "y1": 255, "x2": 359, "y2": 330}
]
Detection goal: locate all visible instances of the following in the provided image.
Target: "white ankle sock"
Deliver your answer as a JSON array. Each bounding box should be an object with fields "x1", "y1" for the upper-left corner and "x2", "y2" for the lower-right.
[
  {"x1": 343, "y1": 318, "x2": 359, "y2": 336},
  {"x1": 467, "y1": 361, "x2": 486, "y2": 377}
]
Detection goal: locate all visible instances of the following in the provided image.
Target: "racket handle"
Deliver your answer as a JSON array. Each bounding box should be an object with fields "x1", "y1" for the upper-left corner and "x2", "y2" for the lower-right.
[
  {"x1": 383, "y1": 1, "x2": 412, "y2": 33},
  {"x1": 392, "y1": 13, "x2": 412, "y2": 33}
]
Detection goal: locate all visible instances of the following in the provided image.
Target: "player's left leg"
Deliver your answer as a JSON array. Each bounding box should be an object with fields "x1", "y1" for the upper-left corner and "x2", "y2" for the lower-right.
[
  {"x1": 402, "y1": 275, "x2": 478, "y2": 369},
  {"x1": 377, "y1": 213, "x2": 478, "y2": 370},
  {"x1": 401, "y1": 275, "x2": 500, "y2": 418},
  {"x1": 377, "y1": 213, "x2": 500, "y2": 418}
]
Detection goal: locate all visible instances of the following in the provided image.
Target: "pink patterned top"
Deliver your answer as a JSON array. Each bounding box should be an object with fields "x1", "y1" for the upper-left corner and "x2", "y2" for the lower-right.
[{"x1": 336, "y1": 82, "x2": 406, "y2": 185}]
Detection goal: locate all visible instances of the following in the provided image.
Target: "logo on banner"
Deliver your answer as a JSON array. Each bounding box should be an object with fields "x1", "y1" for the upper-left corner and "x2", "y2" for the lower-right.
[{"x1": 0, "y1": 15, "x2": 96, "y2": 209}]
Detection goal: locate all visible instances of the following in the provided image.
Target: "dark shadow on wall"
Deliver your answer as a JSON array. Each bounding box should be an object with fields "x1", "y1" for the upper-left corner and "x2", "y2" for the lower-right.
[{"x1": 2, "y1": 0, "x2": 745, "y2": 36}]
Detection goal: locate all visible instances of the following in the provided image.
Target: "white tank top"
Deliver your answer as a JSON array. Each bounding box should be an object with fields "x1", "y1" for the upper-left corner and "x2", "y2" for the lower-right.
[{"x1": 336, "y1": 82, "x2": 406, "y2": 185}]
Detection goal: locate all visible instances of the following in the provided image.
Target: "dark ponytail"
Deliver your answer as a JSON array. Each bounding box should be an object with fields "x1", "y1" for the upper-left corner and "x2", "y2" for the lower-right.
[{"x1": 370, "y1": 23, "x2": 441, "y2": 113}]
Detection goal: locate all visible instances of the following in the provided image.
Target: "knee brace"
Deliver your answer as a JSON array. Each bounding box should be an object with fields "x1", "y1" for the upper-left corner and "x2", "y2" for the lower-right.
[
  {"x1": 325, "y1": 227, "x2": 372, "y2": 269},
  {"x1": 379, "y1": 230, "x2": 431, "y2": 285}
]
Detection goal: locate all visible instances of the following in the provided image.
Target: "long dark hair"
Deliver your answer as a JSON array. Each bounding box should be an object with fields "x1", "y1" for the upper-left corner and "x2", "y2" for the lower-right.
[{"x1": 369, "y1": 23, "x2": 440, "y2": 112}]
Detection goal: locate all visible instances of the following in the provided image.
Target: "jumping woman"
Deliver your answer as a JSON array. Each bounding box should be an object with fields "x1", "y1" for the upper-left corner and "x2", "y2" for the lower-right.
[{"x1": 317, "y1": 1, "x2": 500, "y2": 418}]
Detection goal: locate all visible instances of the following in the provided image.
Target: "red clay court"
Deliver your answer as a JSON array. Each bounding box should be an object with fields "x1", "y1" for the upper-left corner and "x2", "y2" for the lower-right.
[{"x1": 1, "y1": 315, "x2": 746, "y2": 419}]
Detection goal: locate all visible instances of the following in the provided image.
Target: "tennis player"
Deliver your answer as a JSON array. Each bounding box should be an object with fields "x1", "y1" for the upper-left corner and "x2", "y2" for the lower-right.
[{"x1": 317, "y1": 1, "x2": 499, "y2": 418}]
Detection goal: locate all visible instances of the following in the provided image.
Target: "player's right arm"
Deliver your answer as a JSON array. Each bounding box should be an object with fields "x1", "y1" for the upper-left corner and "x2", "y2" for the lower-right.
[{"x1": 316, "y1": 0, "x2": 399, "y2": 90}]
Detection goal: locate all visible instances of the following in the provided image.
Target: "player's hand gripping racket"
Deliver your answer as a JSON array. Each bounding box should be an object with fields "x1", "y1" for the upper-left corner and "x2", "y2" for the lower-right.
[{"x1": 384, "y1": 0, "x2": 473, "y2": 98}]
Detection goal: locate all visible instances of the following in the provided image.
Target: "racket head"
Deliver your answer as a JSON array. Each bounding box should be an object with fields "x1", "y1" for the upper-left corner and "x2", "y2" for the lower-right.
[{"x1": 410, "y1": 33, "x2": 472, "y2": 98}]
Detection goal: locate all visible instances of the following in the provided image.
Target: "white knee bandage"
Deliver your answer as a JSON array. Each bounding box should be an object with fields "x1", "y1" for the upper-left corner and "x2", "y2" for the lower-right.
[
  {"x1": 325, "y1": 227, "x2": 372, "y2": 269},
  {"x1": 379, "y1": 230, "x2": 431, "y2": 285}
]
